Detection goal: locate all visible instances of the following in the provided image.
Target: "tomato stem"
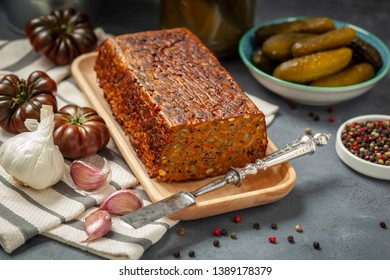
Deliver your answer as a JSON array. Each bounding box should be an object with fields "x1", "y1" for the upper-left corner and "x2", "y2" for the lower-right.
[
  {"x1": 13, "y1": 80, "x2": 30, "y2": 105},
  {"x1": 69, "y1": 108, "x2": 86, "y2": 125},
  {"x1": 60, "y1": 24, "x2": 72, "y2": 35}
]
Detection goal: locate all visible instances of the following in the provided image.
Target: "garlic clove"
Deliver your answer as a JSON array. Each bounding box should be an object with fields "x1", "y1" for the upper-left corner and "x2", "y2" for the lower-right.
[
  {"x1": 70, "y1": 158, "x2": 111, "y2": 191},
  {"x1": 99, "y1": 189, "x2": 143, "y2": 215},
  {"x1": 83, "y1": 209, "x2": 112, "y2": 242}
]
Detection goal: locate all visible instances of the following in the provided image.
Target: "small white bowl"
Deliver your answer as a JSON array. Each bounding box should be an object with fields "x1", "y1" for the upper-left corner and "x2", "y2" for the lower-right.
[
  {"x1": 239, "y1": 17, "x2": 390, "y2": 106},
  {"x1": 335, "y1": 115, "x2": 390, "y2": 180}
]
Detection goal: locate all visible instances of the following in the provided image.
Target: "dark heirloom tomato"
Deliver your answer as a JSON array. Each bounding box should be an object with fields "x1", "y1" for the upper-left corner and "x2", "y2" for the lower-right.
[
  {"x1": 0, "y1": 71, "x2": 57, "y2": 134},
  {"x1": 53, "y1": 105, "x2": 110, "y2": 159},
  {"x1": 25, "y1": 8, "x2": 97, "y2": 65}
]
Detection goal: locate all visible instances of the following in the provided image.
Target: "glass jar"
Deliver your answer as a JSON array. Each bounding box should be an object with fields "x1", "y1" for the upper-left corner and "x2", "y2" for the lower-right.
[{"x1": 160, "y1": 0, "x2": 255, "y2": 58}]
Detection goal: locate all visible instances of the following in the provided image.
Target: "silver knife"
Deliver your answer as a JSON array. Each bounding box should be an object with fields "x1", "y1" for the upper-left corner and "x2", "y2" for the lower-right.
[{"x1": 121, "y1": 133, "x2": 331, "y2": 228}]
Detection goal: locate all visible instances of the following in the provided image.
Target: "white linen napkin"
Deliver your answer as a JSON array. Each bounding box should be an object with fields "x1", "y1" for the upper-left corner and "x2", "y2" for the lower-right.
[
  {"x1": 246, "y1": 92, "x2": 279, "y2": 126},
  {"x1": 0, "y1": 29, "x2": 278, "y2": 259}
]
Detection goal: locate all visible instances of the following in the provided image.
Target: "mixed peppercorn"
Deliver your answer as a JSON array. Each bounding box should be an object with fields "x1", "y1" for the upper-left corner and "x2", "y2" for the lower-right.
[
  {"x1": 173, "y1": 216, "x2": 388, "y2": 258},
  {"x1": 173, "y1": 217, "x2": 322, "y2": 258},
  {"x1": 341, "y1": 119, "x2": 390, "y2": 165}
]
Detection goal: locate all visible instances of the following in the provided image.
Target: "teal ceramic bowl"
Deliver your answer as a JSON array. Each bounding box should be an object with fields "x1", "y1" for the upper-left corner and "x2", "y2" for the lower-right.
[{"x1": 239, "y1": 17, "x2": 390, "y2": 106}]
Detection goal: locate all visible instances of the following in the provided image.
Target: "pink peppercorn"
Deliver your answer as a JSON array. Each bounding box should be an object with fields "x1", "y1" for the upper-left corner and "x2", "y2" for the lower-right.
[
  {"x1": 269, "y1": 236, "x2": 277, "y2": 244},
  {"x1": 213, "y1": 228, "x2": 221, "y2": 236}
]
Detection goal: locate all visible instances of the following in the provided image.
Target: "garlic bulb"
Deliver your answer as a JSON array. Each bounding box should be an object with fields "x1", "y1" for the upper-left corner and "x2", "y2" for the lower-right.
[{"x1": 0, "y1": 106, "x2": 64, "y2": 190}]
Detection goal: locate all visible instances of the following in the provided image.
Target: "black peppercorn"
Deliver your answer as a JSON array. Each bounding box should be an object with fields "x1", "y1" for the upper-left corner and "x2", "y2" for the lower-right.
[
  {"x1": 221, "y1": 229, "x2": 228, "y2": 236},
  {"x1": 313, "y1": 242, "x2": 320, "y2": 250},
  {"x1": 188, "y1": 250, "x2": 195, "y2": 257},
  {"x1": 271, "y1": 223, "x2": 278, "y2": 230},
  {"x1": 380, "y1": 221, "x2": 387, "y2": 229},
  {"x1": 327, "y1": 107, "x2": 334, "y2": 113},
  {"x1": 253, "y1": 223, "x2": 260, "y2": 230},
  {"x1": 213, "y1": 240, "x2": 220, "y2": 247},
  {"x1": 173, "y1": 250, "x2": 180, "y2": 258},
  {"x1": 288, "y1": 101, "x2": 297, "y2": 110},
  {"x1": 287, "y1": 235, "x2": 294, "y2": 243}
]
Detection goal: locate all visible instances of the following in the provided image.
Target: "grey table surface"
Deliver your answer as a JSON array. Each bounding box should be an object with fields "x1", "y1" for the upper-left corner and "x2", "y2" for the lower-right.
[{"x1": 0, "y1": 0, "x2": 389, "y2": 260}]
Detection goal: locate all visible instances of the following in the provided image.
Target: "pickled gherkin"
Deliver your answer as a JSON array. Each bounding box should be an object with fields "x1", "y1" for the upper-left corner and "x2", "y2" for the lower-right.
[
  {"x1": 349, "y1": 37, "x2": 383, "y2": 70},
  {"x1": 291, "y1": 27, "x2": 356, "y2": 57},
  {"x1": 310, "y1": 63, "x2": 375, "y2": 87},
  {"x1": 255, "y1": 17, "x2": 335, "y2": 44},
  {"x1": 273, "y1": 47, "x2": 353, "y2": 83},
  {"x1": 251, "y1": 47, "x2": 278, "y2": 74},
  {"x1": 251, "y1": 17, "x2": 381, "y2": 87},
  {"x1": 262, "y1": 32, "x2": 313, "y2": 61}
]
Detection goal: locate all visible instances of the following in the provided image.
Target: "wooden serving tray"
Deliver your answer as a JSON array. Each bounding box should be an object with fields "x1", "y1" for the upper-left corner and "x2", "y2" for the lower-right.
[{"x1": 71, "y1": 52, "x2": 297, "y2": 220}]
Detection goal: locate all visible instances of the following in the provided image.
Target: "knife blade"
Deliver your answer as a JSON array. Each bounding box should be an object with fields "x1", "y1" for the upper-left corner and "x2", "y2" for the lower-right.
[
  {"x1": 121, "y1": 133, "x2": 331, "y2": 228},
  {"x1": 121, "y1": 191, "x2": 196, "y2": 228}
]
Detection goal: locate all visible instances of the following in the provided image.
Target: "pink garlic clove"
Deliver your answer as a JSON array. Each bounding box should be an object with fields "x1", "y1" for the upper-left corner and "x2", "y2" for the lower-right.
[
  {"x1": 83, "y1": 209, "x2": 112, "y2": 242},
  {"x1": 99, "y1": 189, "x2": 143, "y2": 215},
  {"x1": 70, "y1": 159, "x2": 111, "y2": 191}
]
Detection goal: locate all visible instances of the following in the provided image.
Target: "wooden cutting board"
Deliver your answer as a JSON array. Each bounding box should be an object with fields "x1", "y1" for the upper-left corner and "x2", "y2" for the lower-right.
[{"x1": 71, "y1": 52, "x2": 297, "y2": 220}]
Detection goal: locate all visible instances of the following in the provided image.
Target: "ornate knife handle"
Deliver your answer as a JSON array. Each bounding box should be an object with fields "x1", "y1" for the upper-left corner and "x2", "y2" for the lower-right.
[{"x1": 192, "y1": 133, "x2": 331, "y2": 197}]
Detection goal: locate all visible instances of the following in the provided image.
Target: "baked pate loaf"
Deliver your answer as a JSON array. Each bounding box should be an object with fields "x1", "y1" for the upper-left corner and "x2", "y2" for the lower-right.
[{"x1": 95, "y1": 27, "x2": 268, "y2": 182}]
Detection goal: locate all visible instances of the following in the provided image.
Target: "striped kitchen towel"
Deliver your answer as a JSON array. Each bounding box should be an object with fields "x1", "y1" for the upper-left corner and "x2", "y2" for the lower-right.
[
  {"x1": 43, "y1": 189, "x2": 178, "y2": 260},
  {"x1": 0, "y1": 29, "x2": 178, "y2": 259}
]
